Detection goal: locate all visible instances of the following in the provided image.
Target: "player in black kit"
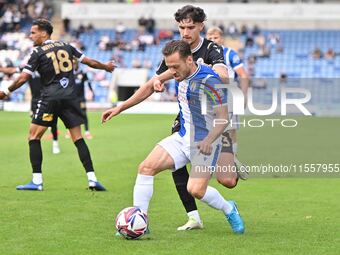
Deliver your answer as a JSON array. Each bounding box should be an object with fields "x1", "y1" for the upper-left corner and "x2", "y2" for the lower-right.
[
  {"x1": 0, "y1": 19, "x2": 115, "y2": 191},
  {"x1": 102, "y1": 6, "x2": 242, "y2": 230}
]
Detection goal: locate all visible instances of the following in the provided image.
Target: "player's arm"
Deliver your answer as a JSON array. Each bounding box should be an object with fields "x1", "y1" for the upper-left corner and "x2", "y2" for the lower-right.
[
  {"x1": 69, "y1": 44, "x2": 115, "y2": 72},
  {"x1": 0, "y1": 49, "x2": 36, "y2": 100},
  {"x1": 198, "y1": 104, "x2": 228, "y2": 155},
  {"x1": 153, "y1": 59, "x2": 173, "y2": 92},
  {"x1": 101, "y1": 59, "x2": 172, "y2": 123},
  {"x1": 230, "y1": 49, "x2": 249, "y2": 106},
  {"x1": 212, "y1": 65, "x2": 229, "y2": 84},
  {"x1": 153, "y1": 69, "x2": 173, "y2": 92},
  {"x1": 0, "y1": 67, "x2": 19, "y2": 75},
  {"x1": 0, "y1": 72, "x2": 31, "y2": 99},
  {"x1": 101, "y1": 76, "x2": 157, "y2": 123},
  {"x1": 235, "y1": 66, "x2": 249, "y2": 106},
  {"x1": 81, "y1": 57, "x2": 115, "y2": 73}
]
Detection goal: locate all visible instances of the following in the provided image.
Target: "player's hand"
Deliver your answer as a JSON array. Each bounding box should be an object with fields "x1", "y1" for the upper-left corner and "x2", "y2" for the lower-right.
[
  {"x1": 101, "y1": 106, "x2": 122, "y2": 123},
  {"x1": 104, "y1": 61, "x2": 117, "y2": 73},
  {"x1": 197, "y1": 139, "x2": 212, "y2": 155},
  {"x1": 153, "y1": 77, "x2": 165, "y2": 92},
  {"x1": 0, "y1": 91, "x2": 7, "y2": 100},
  {"x1": 197, "y1": 58, "x2": 212, "y2": 67}
]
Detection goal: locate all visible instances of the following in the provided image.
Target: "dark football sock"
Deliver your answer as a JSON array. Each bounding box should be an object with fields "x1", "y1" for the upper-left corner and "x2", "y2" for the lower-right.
[
  {"x1": 29, "y1": 140, "x2": 42, "y2": 173},
  {"x1": 51, "y1": 124, "x2": 58, "y2": 141},
  {"x1": 74, "y1": 138, "x2": 94, "y2": 173}
]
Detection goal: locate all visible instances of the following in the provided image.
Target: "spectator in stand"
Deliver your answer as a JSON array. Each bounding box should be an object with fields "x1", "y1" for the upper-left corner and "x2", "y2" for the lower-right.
[
  {"x1": 116, "y1": 22, "x2": 126, "y2": 36},
  {"x1": 158, "y1": 29, "x2": 173, "y2": 41},
  {"x1": 257, "y1": 45, "x2": 271, "y2": 58},
  {"x1": 240, "y1": 24, "x2": 248, "y2": 36},
  {"x1": 2, "y1": 6, "x2": 14, "y2": 32},
  {"x1": 252, "y1": 24, "x2": 261, "y2": 36},
  {"x1": 325, "y1": 48, "x2": 335, "y2": 60},
  {"x1": 138, "y1": 16, "x2": 147, "y2": 32},
  {"x1": 63, "y1": 17, "x2": 70, "y2": 33},
  {"x1": 312, "y1": 47, "x2": 323, "y2": 59},
  {"x1": 227, "y1": 22, "x2": 238, "y2": 37},
  {"x1": 146, "y1": 16, "x2": 155, "y2": 34},
  {"x1": 268, "y1": 33, "x2": 280, "y2": 48}
]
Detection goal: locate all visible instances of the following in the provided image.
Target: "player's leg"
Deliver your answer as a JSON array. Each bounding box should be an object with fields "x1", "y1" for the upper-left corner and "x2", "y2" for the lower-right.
[
  {"x1": 187, "y1": 169, "x2": 234, "y2": 217},
  {"x1": 187, "y1": 167, "x2": 245, "y2": 234},
  {"x1": 51, "y1": 122, "x2": 60, "y2": 154},
  {"x1": 68, "y1": 125, "x2": 105, "y2": 191},
  {"x1": 25, "y1": 124, "x2": 48, "y2": 188},
  {"x1": 215, "y1": 162, "x2": 245, "y2": 234},
  {"x1": 229, "y1": 113, "x2": 249, "y2": 180},
  {"x1": 134, "y1": 144, "x2": 175, "y2": 213},
  {"x1": 189, "y1": 141, "x2": 245, "y2": 234},
  {"x1": 170, "y1": 114, "x2": 202, "y2": 230},
  {"x1": 219, "y1": 131, "x2": 238, "y2": 188},
  {"x1": 81, "y1": 101, "x2": 92, "y2": 139},
  {"x1": 17, "y1": 124, "x2": 49, "y2": 190},
  {"x1": 17, "y1": 99, "x2": 53, "y2": 191},
  {"x1": 60, "y1": 99, "x2": 105, "y2": 191}
]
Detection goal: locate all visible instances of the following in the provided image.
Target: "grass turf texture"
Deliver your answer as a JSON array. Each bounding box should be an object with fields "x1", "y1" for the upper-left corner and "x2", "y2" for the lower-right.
[{"x1": 0, "y1": 112, "x2": 339, "y2": 255}]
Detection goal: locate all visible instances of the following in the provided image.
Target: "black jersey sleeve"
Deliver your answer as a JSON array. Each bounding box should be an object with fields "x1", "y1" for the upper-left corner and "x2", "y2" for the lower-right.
[
  {"x1": 206, "y1": 42, "x2": 226, "y2": 67},
  {"x1": 155, "y1": 59, "x2": 168, "y2": 75},
  {"x1": 69, "y1": 44, "x2": 85, "y2": 62},
  {"x1": 22, "y1": 48, "x2": 40, "y2": 76}
]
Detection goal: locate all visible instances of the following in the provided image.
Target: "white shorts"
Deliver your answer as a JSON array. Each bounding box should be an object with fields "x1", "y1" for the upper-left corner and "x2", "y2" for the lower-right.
[{"x1": 157, "y1": 133, "x2": 222, "y2": 171}]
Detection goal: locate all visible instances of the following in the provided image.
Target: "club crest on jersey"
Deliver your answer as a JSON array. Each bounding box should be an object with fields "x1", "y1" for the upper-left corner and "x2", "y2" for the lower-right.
[{"x1": 60, "y1": 77, "x2": 69, "y2": 88}]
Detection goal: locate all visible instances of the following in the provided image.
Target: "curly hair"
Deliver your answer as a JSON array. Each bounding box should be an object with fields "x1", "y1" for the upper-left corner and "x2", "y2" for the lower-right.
[{"x1": 174, "y1": 5, "x2": 207, "y2": 23}]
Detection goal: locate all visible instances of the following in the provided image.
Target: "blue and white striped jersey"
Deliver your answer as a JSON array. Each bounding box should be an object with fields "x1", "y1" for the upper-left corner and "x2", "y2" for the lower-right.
[
  {"x1": 176, "y1": 64, "x2": 228, "y2": 142},
  {"x1": 223, "y1": 47, "x2": 243, "y2": 80}
]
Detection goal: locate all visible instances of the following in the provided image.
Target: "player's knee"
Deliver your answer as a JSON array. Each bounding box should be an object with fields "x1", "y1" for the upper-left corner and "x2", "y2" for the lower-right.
[
  {"x1": 187, "y1": 183, "x2": 205, "y2": 199},
  {"x1": 217, "y1": 177, "x2": 237, "y2": 189},
  {"x1": 138, "y1": 161, "x2": 156, "y2": 176},
  {"x1": 28, "y1": 129, "x2": 42, "y2": 140}
]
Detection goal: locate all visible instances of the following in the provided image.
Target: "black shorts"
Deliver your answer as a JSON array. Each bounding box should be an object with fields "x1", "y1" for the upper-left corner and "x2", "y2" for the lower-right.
[
  {"x1": 171, "y1": 113, "x2": 181, "y2": 134},
  {"x1": 31, "y1": 98, "x2": 85, "y2": 129},
  {"x1": 221, "y1": 131, "x2": 233, "y2": 154},
  {"x1": 31, "y1": 98, "x2": 39, "y2": 117}
]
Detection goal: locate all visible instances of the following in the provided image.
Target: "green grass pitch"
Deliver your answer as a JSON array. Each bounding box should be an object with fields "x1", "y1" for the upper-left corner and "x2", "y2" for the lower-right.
[{"x1": 0, "y1": 112, "x2": 339, "y2": 255}]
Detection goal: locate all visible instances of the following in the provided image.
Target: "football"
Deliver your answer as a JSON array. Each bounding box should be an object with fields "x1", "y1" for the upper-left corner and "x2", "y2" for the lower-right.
[{"x1": 115, "y1": 207, "x2": 148, "y2": 240}]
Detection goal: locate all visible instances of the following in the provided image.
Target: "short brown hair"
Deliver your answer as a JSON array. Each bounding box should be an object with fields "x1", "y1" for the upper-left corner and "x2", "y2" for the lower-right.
[{"x1": 162, "y1": 40, "x2": 192, "y2": 59}]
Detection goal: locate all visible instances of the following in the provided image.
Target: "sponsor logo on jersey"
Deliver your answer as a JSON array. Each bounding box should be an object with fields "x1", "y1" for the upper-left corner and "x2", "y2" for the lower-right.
[{"x1": 42, "y1": 113, "x2": 53, "y2": 122}]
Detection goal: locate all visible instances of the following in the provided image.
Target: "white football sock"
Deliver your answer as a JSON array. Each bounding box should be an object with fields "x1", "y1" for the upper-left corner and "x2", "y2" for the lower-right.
[
  {"x1": 87, "y1": 171, "x2": 97, "y2": 182},
  {"x1": 232, "y1": 143, "x2": 238, "y2": 155},
  {"x1": 187, "y1": 210, "x2": 202, "y2": 223},
  {"x1": 200, "y1": 186, "x2": 233, "y2": 215},
  {"x1": 133, "y1": 174, "x2": 154, "y2": 213},
  {"x1": 32, "y1": 173, "x2": 43, "y2": 184}
]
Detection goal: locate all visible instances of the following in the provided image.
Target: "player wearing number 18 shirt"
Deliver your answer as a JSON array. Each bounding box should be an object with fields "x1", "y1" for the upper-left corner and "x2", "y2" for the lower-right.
[{"x1": 0, "y1": 19, "x2": 115, "y2": 191}]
